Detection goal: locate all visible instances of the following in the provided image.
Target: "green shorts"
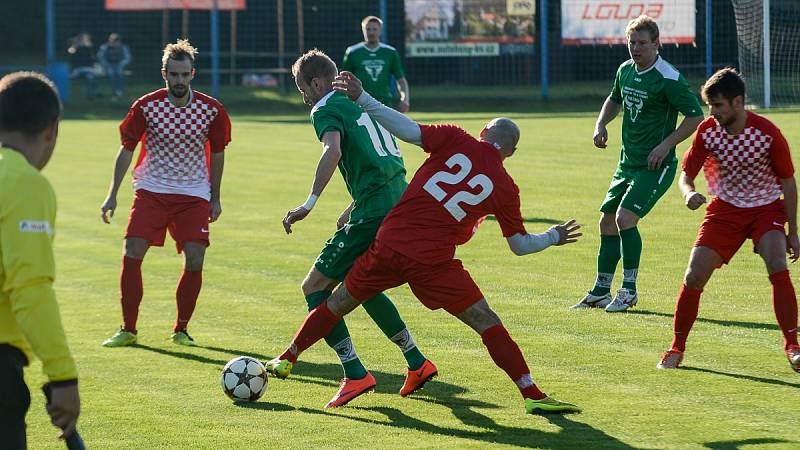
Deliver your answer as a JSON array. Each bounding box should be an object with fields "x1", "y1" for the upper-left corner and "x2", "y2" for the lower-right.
[
  {"x1": 599, "y1": 162, "x2": 677, "y2": 218},
  {"x1": 314, "y1": 216, "x2": 385, "y2": 282}
]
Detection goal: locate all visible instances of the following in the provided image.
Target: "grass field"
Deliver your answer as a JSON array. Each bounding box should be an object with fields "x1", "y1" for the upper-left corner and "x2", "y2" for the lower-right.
[{"x1": 23, "y1": 102, "x2": 800, "y2": 449}]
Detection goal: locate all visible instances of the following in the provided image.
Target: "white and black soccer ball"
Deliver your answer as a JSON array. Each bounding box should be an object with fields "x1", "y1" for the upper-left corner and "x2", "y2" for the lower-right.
[{"x1": 221, "y1": 356, "x2": 268, "y2": 402}]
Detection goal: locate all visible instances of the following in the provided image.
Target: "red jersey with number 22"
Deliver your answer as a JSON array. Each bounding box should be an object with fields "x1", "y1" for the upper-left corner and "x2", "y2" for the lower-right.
[{"x1": 376, "y1": 124, "x2": 527, "y2": 264}]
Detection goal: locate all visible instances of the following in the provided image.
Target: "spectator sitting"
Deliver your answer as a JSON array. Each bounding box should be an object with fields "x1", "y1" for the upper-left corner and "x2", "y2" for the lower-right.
[
  {"x1": 67, "y1": 32, "x2": 98, "y2": 99},
  {"x1": 98, "y1": 33, "x2": 131, "y2": 99}
]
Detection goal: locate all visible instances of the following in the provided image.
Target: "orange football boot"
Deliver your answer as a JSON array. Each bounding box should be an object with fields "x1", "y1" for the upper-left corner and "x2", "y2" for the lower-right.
[
  {"x1": 325, "y1": 372, "x2": 377, "y2": 408},
  {"x1": 400, "y1": 359, "x2": 438, "y2": 397}
]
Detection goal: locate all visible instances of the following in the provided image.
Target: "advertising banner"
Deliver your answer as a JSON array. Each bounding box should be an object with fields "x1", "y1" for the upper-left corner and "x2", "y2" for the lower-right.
[
  {"x1": 105, "y1": 0, "x2": 246, "y2": 11},
  {"x1": 561, "y1": 0, "x2": 695, "y2": 45}
]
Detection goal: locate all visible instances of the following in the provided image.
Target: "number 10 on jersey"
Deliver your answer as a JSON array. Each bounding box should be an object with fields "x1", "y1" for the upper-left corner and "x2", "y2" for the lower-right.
[{"x1": 356, "y1": 113, "x2": 402, "y2": 157}]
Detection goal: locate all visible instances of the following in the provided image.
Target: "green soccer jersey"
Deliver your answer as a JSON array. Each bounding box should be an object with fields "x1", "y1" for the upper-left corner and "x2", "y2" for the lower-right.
[
  {"x1": 311, "y1": 91, "x2": 407, "y2": 221},
  {"x1": 609, "y1": 56, "x2": 703, "y2": 169},
  {"x1": 342, "y1": 42, "x2": 406, "y2": 107}
]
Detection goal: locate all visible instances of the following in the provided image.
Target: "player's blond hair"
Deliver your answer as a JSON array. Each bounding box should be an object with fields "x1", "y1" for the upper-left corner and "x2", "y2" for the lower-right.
[
  {"x1": 162, "y1": 39, "x2": 198, "y2": 69},
  {"x1": 292, "y1": 49, "x2": 338, "y2": 87},
  {"x1": 625, "y1": 15, "x2": 659, "y2": 42},
  {"x1": 361, "y1": 16, "x2": 383, "y2": 29}
]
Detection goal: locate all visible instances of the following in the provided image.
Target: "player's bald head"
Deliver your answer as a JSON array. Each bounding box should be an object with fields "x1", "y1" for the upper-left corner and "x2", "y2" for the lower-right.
[{"x1": 481, "y1": 118, "x2": 520, "y2": 156}]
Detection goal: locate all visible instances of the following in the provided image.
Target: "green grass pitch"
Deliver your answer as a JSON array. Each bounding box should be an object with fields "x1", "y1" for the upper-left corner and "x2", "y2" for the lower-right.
[{"x1": 24, "y1": 107, "x2": 800, "y2": 449}]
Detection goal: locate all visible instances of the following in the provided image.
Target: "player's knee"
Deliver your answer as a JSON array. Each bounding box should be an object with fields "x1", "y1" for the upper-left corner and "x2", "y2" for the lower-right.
[
  {"x1": 764, "y1": 255, "x2": 788, "y2": 275},
  {"x1": 683, "y1": 269, "x2": 708, "y2": 290},
  {"x1": 599, "y1": 214, "x2": 617, "y2": 234},
  {"x1": 615, "y1": 210, "x2": 638, "y2": 230},
  {"x1": 124, "y1": 238, "x2": 148, "y2": 259},
  {"x1": 301, "y1": 270, "x2": 333, "y2": 296},
  {"x1": 182, "y1": 244, "x2": 206, "y2": 271}
]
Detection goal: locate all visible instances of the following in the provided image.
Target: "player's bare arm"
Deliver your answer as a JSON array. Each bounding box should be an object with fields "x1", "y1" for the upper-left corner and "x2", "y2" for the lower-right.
[
  {"x1": 594, "y1": 97, "x2": 621, "y2": 149},
  {"x1": 210, "y1": 151, "x2": 224, "y2": 222},
  {"x1": 101, "y1": 146, "x2": 134, "y2": 223},
  {"x1": 647, "y1": 115, "x2": 703, "y2": 170},
  {"x1": 396, "y1": 77, "x2": 410, "y2": 113},
  {"x1": 780, "y1": 176, "x2": 799, "y2": 262},
  {"x1": 678, "y1": 171, "x2": 707, "y2": 210},
  {"x1": 506, "y1": 220, "x2": 582, "y2": 256},
  {"x1": 336, "y1": 201, "x2": 354, "y2": 229},
  {"x1": 282, "y1": 131, "x2": 342, "y2": 234}
]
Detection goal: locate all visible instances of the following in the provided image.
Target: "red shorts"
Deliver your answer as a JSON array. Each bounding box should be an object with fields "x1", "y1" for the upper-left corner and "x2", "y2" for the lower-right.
[
  {"x1": 345, "y1": 240, "x2": 484, "y2": 315},
  {"x1": 125, "y1": 189, "x2": 210, "y2": 253},
  {"x1": 694, "y1": 198, "x2": 787, "y2": 264}
]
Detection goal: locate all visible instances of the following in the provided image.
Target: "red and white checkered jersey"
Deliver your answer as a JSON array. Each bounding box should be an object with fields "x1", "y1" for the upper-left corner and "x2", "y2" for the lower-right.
[
  {"x1": 683, "y1": 112, "x2": 793, "y2": 208},
  {"x1": 119, "y1": 89, "x2": 231, "y2": 200}
]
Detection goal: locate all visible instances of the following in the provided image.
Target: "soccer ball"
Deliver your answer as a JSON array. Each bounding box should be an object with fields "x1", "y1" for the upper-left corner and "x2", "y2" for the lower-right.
[{"x1": 221, "y1": 356, "x2": 268, "y2": 402}]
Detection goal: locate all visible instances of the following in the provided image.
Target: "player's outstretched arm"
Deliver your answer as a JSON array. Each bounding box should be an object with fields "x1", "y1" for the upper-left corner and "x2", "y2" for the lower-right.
[
  {"x1": 506, "y1": 220, "x2": 582, "y2": 256},
  {"x1": 678, "y1": 171, "x2": 706, "y2": 210},
  {"x1": 333, "y1": 71, "x2": 422, "y2": 145},
  {"x1": 780, "y1": 176, "x2": 799, "y2": 262},
  {"x1": 101, "y1": 146, "x2": 134, "y2": 224},
  {"x1": 282, "y1": 131, "x2": 342, "y2": 234}
]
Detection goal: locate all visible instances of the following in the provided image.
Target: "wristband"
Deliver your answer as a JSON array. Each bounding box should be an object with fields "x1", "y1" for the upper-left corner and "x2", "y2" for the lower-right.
[{"x1": 302, "y1": 193, "x2": 318, "y2": 211}]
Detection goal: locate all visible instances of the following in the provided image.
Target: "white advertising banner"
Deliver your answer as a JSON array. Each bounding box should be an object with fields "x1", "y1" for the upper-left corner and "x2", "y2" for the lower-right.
[{"x1": 561, "y1": 0, "x2": 695, "y2": 45}]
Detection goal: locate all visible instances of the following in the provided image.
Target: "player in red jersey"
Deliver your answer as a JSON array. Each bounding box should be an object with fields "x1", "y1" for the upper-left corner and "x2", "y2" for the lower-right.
[
  {"x1": 99, "y1": 39, "x2": 232, "y2": 348},
  {"x1": 657, "y1": 68, "x2": 800, "y2": 372},
  {"x1": 265, "y1": 72, "x2": 583, "y2": 414}
]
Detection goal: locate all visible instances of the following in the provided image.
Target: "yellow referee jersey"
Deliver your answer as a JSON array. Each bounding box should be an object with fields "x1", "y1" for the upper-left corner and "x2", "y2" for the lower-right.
[{"x1": 0, "y1": 147, "x2": 77, "y2": 381}]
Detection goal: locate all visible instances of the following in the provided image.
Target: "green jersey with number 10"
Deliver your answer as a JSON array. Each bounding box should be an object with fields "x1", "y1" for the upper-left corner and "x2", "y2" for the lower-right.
[
  {"x1": 610, "y1": 56, "x2": 703, "y2": 170},
  {"x1": 311, "y1": 91, "x2": 407, "y2": 221}
]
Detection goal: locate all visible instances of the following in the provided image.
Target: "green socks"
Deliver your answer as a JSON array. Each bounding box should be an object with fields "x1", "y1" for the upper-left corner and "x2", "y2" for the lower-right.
[
  {"x1": 363, "y1": 292, "x2": 426, "y2": 370},
  {"x1": 305, "y1": 290, "x2": 368, "y2": 380},
  {"x1": 591, "y1": 234, "x2": 621, "y2": 296},
  {"x1": 619, "y1": 227, "x2": 641, "y2": 292}
]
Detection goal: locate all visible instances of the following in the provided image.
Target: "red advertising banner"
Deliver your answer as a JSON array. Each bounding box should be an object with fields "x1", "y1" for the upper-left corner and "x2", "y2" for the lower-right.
[{"x1": 105, "y1": 0, "x2": 246, "y2": 10}]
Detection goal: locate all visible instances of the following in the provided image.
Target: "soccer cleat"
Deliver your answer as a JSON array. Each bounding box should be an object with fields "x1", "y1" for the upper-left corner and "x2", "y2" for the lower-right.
[
  {"x1": 571, "y1": 292, "x2": 612, "y2": 309},
  {"x1": 399, "y1": 359, "x2": 438, "y2": 397},
  {"x1": 657, "y1": 349, "x2": 684, "y2": 369},
  {"x1": 325, "y1": 372, "x2": 377, "y2": 408},
  {"x1": 605, "y1": 288, "x2": 638, "y2": 312},
  {"x1": 525, "y1": 396, "x2": 582, "y2": 414},
  {"x1": 102, "y1": 328, "x2": 137, "y2": 347},
  {"x1": 264, "y1": 358, "x2": 293, "y2": 379},
  {"x1": 171, "y1": 330, "x2": 197, "y2": 347},
  {"x1": 786, "y1": 345, "x2": 800, "y2": 373}
]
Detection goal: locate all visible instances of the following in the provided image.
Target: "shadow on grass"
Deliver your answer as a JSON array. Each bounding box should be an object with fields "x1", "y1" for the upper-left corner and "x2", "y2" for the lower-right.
[
  {"x1": 627, "y1": 309, "x2": 779, "y2": 331},
  {"x1": 133, "y1": 343, "x2": 636, "y2": 447},
  {"x1": 297, "y1": 405, "x2": 637, "y2": 449},
  {"x1": 703, "y1": 437, "x2": 794, "y2": 449},
  {"x1": 680, "y1": 366, "x2": 800, "y2": 389}
]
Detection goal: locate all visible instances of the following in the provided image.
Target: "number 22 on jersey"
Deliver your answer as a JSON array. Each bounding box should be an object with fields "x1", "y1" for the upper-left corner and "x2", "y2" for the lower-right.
[{"x1": 423, "y1": 153, "x2": 494, "y2": 221}]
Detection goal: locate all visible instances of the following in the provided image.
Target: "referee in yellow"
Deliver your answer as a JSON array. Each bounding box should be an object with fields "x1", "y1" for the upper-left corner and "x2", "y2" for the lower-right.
[{"x1": 0, "y1": 72, "x2": 80, "y2": 447}]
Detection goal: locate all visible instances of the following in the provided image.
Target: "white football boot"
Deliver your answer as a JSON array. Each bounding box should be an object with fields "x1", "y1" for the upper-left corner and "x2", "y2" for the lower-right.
[
  {"x1": 605, "y1": 288, "x2": 638, "y2": 312},
  {"x1": 571, "y1": 292, "x2": 612, "y2": 309}
]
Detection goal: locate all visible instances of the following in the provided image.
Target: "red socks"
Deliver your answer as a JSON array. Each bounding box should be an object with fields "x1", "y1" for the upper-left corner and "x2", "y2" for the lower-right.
[
  {"x1": 769, "y1": 270, "x2": 799, "y2": 350},
  {"x1": 174, "y1": 270, "x2": 202, "y2": 332},
  {"x1": 120, "y1": 256, "x2": 143, "y2": 332},
  {"x1": 481, "y1": 324, "x2": 545, "y2": 400},
  {"x1": 279, "y1": 302, "x2": 341, "y2": 363},
  {"x1": 671, "y1": 284, "x2": 702, "y2": 352}
]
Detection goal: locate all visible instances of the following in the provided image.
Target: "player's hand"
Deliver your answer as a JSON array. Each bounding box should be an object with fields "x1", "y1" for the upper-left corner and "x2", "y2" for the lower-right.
[
  {"x1": 332, "y1": 71, "x2": 363, "y2": 101},
  {"x1": 593, "y1": 124, "x2": 608, "y2": 149},
  {"x1": 283, "y1": 206, "x2": 310, "y2": 234},
  {"x1": 647, "y1": 143, "x2": 670, "y2": 170},
  {"x1": 45, "y1": 382, "x2": 80, "y2": 440},
  {"x1": 552, "y1": 219, "x2": 582, "y2": 246},
  {"x1": 684, "y1": 191, "x2": 707, "y2": 210},
  {"x1": 210, "y1": 199, "x2": 222, "y2": 222},
  {"x1": 787, "y1": 232, "x2": 800, "y2": 263},
  {"x1": 336, "y1": 208, "x2": 351, "y2": 229},
  {"x1": 101, "y1": 196, "x2": 117, "y2": 224},
  {"x1": 397, "y1": 99, "x2": 410, "y2": 113}
]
